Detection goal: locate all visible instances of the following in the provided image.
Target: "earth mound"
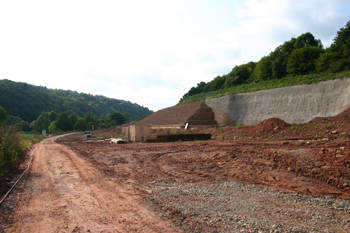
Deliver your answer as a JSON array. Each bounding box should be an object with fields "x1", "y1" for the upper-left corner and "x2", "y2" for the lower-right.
[
  {"x1": 254, "y1": 118, "x2": 291, "y2": 132},
  {"x1": 310, "y1": 106, "x2": 350, "y2": 124},
  {"x1": 241, "y1": 118, "x2": 291, "y2": 138},
  {"x1": 136, "y1": 101, "x2": 217, "y2": 126}
]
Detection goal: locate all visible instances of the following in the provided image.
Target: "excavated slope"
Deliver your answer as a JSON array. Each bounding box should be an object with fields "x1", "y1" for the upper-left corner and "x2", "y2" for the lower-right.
[
  {"x1": 136, "y1": 102, "x2": 217, "y2": 126},
  {"x1": 206, "y1": 78, "x2": 350, "y2": 126}
]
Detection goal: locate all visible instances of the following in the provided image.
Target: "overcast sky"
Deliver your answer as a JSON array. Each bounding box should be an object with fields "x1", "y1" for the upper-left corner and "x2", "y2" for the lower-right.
[{"x1": 1, "y1": 0, "x2": 349, "y2": 112}]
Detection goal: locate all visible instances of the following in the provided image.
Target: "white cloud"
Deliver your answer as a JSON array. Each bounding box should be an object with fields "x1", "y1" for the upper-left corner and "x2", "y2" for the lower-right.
[
  {"x1": 0, "y1": 0, "x2": 349, "y2": 113},
  {"x1": 222, "y1": 0, "x2": 349, "y2": 63}
]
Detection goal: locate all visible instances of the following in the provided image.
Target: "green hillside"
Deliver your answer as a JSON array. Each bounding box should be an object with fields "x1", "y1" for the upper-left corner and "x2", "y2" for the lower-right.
[
  {"x1": 0, "y1": 79, "x2": 153, "y2": 123},
  {"x1": 180, "y1": 20, "x2": 350, "y2": 104}
]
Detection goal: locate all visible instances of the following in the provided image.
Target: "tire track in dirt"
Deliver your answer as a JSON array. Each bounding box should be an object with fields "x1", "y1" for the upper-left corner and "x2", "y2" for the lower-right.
[{"x1": 6, "y1": 136, "x2": 180, "y2": 233}]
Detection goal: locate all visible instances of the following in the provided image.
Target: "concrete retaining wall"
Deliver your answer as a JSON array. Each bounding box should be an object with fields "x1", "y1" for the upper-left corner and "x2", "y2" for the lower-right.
[{"x1": 206, "y1": 78, "x2": 350, "y2": 126}]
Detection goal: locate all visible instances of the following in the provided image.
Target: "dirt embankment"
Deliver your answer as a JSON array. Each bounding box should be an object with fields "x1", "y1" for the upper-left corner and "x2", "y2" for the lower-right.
[{"x1": 136, "y1": 101, "x2": 217, "y2": 126}]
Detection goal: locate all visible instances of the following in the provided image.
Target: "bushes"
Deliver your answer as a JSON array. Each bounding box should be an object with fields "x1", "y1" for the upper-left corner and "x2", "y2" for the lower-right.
[
  {"x1": 0, "y1": 126, "x2": 23, "y2": 178},
  {"x1": 287, "y1": 46, "x2": 324, "y2": 76},
  {"x1": 330, "y1": 58, "x2": 350, "y2": 73}
]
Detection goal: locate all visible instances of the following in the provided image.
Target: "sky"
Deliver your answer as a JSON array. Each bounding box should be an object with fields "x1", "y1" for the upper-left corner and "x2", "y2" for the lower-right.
[{"x1": 0, "y1": 0, "x2": 349, "y2": 112}]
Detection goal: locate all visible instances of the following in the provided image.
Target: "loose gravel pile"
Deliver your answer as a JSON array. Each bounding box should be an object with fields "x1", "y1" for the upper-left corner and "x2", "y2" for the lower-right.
[{"x1": 146, "y1": 181, "x2": 350, "y2": 233}]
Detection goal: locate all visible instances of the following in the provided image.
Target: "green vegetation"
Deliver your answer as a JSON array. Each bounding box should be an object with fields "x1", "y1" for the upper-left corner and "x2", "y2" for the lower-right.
[
  {"x1": 0, "y1": 79, "x2": 153, "y2": 124},
  {"x1": 0, "y1": 107, "x2": 43, "y2": 178},
  {"x1": 0, "y1": 102, "x2": 137, "y2": 179},
  {"x1": 180, "y1": 71, "x2": 350, "y2": 104},
  {"x1": 0, "y1": 126, "x2": 22, "y2": 178},
  {"x1": 20, "y1": 134, "x2": 44, "y2": 152},
  {"x1": 36, "y1": 110, "x2": 133, "y2": 133},
  {"x1": 215, "y1": 176, "x2": 227, "y2": 182},
  {"x1": 0, "y1": 80, "x2": 151, "y2": 132},
  {"x1": 180, "y1": 21, "x2": 350, "y2": 104}
]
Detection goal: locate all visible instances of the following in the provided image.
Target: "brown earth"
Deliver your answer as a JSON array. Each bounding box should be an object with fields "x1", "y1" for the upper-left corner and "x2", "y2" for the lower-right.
[
  {"x1": 2, "y1": 107, "x2": 350, "y2": 232},
  {"x1": 136, "y1": 101, "x2": 217, "y2": 126}
]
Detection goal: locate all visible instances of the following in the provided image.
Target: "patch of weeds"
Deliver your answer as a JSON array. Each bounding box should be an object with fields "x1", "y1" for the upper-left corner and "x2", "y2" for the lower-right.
[
  {"x1": 292, "y1": 125, "x2": 302, "y2": 132},
  {"x1": 170, "y1": 128, "x2": 178, "y2": 134},
  {"x1": 344, "y1": 115, "x2": 348, "y2": 118},
  {"x1": 325, "y1": 124, "x2": 335, "y2": 129},
  {"x1": 215, "y1": 176, "x2": 227, "y2": 182},
  {"x1": 251, "y1": 138, "x2": 258, "y2": 140},
  {"x1": 236, "y1": 122, "x2": 241, "y2": 130}
]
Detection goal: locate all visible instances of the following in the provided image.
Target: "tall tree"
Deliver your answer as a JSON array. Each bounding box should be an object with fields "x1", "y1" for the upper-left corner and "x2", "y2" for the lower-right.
[
  {"x1": 49, "y1": 111, "x2": 58, "y2": 122},
  {"x1": 256, "y1": 56, "x2": 273, "y2": 81},
  {"x1": 224, "y1": 65, "x2": 250, "y2": 88},
  {"x1": 316, "y1": 50, "x2": 341, "y2": 73},
  {"x1": 0, "y1": 106, "x2": 7, "y2": 126},
  {"x1": 123, "y1": 113, "x2": 131, "y2": 123},
  {"x1": 287, "y1": 46, "x2": 323, "y2": 76},
  {"x1": 69, "y1": 114, "x2": 78, "y2": 128},
  {"x1": 109, "y1": 111, "x2": 125, "y2": 126},
  {"x1": 31, "y1": 112, "x2": 51, "y2": 132},
  {"x1": 48, "y1": 121, "x2": 57, "y2": 133},
  {"x1": 86, "y1": 122, "x2": 95, "y2": 130},
  {"x1": 56, "y1": 112, "x2": 72, "y2": 131},
  {"x1": 74, "y1": 118, "x2": 86, "y2": 131},
  {"x1": 331, "y1": 20, "x2": 350, "y2": 58},
  {"x1": 84, "y1": 112, "x2": 93, "y2": 125},
  {"x1": 294, "y1": 32, "x2": 323, "y2": 49}
]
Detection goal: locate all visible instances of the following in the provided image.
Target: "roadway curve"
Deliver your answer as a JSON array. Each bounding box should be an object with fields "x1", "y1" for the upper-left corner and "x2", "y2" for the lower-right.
[{"x1": 5, "y1": 135, "x2": 179, "y2": 233}]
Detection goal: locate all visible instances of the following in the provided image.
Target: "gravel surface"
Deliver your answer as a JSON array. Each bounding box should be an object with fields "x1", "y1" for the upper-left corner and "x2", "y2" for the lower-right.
[{"x1": 146, "y1": 181, "x2": 350, "y2": 233}]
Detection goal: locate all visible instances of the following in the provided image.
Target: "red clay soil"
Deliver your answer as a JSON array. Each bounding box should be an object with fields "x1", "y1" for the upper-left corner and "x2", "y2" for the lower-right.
[
  {"x1": 63, "y1": 134, "x2": 350, "y2": 200},
  {"x1": 310, "y1": 106, "x2": 350, "y2": 124},
  {"x1": 3, "y1": 133, "x2": 349, "y2": 232},
  {"x1": 92, "y1": 113, "x2": 350, "y2": 201},
  {"x1": 241, "y1": 118, "x2": 291, "y2": 138},
  {"x1": 2, "y1": 105, "x2": 350, "y2": 232},
  {"x1": 2, "y1": 126, "x2": 350, "y2": 231}
]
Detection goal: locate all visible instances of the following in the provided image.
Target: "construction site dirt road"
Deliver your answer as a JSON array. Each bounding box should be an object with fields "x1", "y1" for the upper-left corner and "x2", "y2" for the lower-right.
[{"x1": 1, "y1": 132, "x2": 350, "y2": 232}]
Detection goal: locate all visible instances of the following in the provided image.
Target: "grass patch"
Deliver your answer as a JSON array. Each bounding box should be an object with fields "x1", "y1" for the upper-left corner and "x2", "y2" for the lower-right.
[
  {"x1": 215, "y1": 176, "x2": 227, "y2": 182},
  {"x1": 20, "y1": 134, "x2": 45, "y2": 151},
  {"x1": 236, "y1": 122, "x2": 241, "y2": 130},
  {"x1": 0, "y1": 128, "x2": 43, "y2": 178}
]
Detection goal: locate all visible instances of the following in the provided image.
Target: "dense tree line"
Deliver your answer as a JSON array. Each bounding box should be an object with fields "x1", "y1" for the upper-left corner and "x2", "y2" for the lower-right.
[
  {"x1": 28, "y1": 110, "x2": 131, "y2": 133},
  {"x1": 181, "y1": 20, "x2": 350, "y2": 101},
  {"x1": 0, "y1": 80, "x2": 153, "y2": 123},
  {"x1": 1, "y1": 103, "x2": 131, "y2": 133}
]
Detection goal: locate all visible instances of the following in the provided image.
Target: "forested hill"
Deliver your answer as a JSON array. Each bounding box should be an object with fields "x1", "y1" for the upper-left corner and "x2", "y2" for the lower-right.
[
  {"x1": 180, "y1": 20, "x2": 350, "y2": 103},
  {"x1": 0, "y1": 79, "x2": 153, "y2": 123}
]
